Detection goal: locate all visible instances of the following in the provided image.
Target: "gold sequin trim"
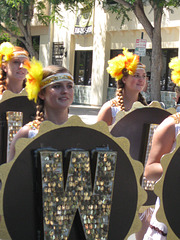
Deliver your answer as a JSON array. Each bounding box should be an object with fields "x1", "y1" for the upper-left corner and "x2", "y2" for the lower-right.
[{"x1": 41, "y1": 74, "x2": 74, "y2": 89}]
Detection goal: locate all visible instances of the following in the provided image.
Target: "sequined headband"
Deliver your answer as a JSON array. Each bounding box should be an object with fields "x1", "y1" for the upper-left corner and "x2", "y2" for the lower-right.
[
  {"x1": 13, "y1": 51, "x2": 29, "y2": 58},
  {"x1": 136, "y1": 66, "x2": 145, "y2": 70},
  {"x1": 136, "y1": 63, "x2": 145, "y2": 70},
  {"x1": 40, "y1": 73, "x2": 74, "y2": 89},
  {"x1": 2, "y1": 53, "x2": 28, "y2": 63}
]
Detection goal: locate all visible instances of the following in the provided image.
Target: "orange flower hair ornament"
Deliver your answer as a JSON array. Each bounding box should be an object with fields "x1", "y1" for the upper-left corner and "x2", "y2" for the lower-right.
[
  {"x1": 107, "y1": 48, "x2": 139, "y2": 81},
  {"x1": 169, "y1": 57, "x2": 180, "y2": 86},
  {"x1": 24, "y1": 57, "x2": 43, "y2": 103},
  {"x1": 0, "y1": 42, "x2": 14, "y2": 67}
]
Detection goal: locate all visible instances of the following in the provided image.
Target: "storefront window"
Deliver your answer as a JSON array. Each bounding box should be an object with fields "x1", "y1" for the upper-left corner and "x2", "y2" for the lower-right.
[
  {"x1": 74, "y1": 51, "x2": 92, "y2": 85},
  {"x1": 109, "y1": 49, "x2": 123, "y2": 87},
  {"x1": 161, "y1": 48, "x2": 178, "y2": 91},
  {"x1": 52, "y1": 42, "x2": 67, "y2": 66},
  {"x1": 144, "y1": 48, "x2": 178, "y2": 91}
]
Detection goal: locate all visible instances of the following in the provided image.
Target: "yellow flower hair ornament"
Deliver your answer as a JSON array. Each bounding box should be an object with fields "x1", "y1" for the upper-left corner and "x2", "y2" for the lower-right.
[
  {"x1": 169, "y1": 57, "x2": 180, "y2": 86},
  {"x1": 107, "y1": 48, "x2": 139, "y2": 81},
  {"x1": 0, "y1": 42, "x2": 14, "y2": 67},
  {"x1": 24, "y1": 57, "x2": 43, "y2": 103}
]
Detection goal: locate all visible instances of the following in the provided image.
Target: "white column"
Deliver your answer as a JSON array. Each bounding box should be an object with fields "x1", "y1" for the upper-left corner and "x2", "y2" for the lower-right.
[
  {"x1": 178, "y1": 27, "x2": 180, "y2": 58},
  {"x1": 90, "y1": 1, "x2": 111, "y2": 106}
]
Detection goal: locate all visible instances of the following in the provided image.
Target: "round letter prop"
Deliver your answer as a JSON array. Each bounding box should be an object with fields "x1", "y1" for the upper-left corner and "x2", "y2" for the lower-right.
[{"x1": 0, "y1": 116, "x2": 146, "y2": 240}]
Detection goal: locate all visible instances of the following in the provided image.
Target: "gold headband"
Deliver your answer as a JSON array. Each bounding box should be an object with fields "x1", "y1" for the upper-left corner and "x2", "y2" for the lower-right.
[
  {"x1": 136, "y1": 63, "x2": 145, "y2": 70},
  {"x1": 40, "y1": 73, "x2": 74, "y2": 89},
  {"x1": 12, "y1": 51, "x2": 29, "y2": 59}
]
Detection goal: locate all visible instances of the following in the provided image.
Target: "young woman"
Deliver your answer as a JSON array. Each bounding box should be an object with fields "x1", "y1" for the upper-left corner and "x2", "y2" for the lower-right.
[
  {"x1": 0, "y1": 42, "x2": 29, "y2": 95},
  {"x1": 7, "y1": 59, "x2": 74, "y2": 162},
  {"x1": 143, "y1": 57, "x2": 180, "y2": 240},
  {"x1": 97, "y1": 48, "x2": 147, "y2": 126}
]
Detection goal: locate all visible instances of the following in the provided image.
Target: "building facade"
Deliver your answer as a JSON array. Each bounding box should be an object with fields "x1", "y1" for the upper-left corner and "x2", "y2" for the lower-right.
[{"x1": 32, "y1": 2, "x2": 180, "y2": 108}]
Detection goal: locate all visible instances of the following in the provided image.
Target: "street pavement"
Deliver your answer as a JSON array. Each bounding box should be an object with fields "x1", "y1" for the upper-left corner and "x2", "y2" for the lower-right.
[{"x1": 69, "y1": 104, "x2": 100, "y2": 125}]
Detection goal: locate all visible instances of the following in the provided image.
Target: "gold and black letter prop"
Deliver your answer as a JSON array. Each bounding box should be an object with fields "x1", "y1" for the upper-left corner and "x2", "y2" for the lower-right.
[{"x1": 0, "y1": 116, "x2": 146, "y2": 240}]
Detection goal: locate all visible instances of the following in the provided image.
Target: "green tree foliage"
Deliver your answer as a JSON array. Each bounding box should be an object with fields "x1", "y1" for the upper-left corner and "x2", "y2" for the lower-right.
[
  {"x1": 0, "y1": 33, "x2": 10, "y2": 44},
  {"x1": 0, "y1": 0, "x2": 93, "y2": 57},
  {"x1": 0, "y1": 0, "x2": 43, "y2": 57},
  {"x1": 102, "y1": 0, "x2": 180, "y2": 100}
]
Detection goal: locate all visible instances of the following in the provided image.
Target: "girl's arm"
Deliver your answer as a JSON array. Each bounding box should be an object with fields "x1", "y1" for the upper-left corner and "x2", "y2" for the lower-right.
[
  {"x1": 97, "y1": 101, "x2": 112, "y2": 126},
  {"x1": 144, "y1": 116, "x2": 176, "y2": 181},
  {"x1": 7, "y1": 125, "x2": 30, "y2": 162}
]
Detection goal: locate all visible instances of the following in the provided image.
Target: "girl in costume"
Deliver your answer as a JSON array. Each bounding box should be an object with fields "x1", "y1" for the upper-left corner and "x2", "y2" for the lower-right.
[
  {"x1": 143, "y1": 57, "x2": 180, "y2": 240},
  {"x1": 97, "y1": 48, "x2": 147, "y2": 126},
  {"x1": 7, "y1": 59, "x2": 74, "y2": 162},
  {"x1": 0, "y1": 42, "x2": 29, "y2": 95},
  {"x1": 97, "y1": 49, "x2": 148, "y2": 239}
]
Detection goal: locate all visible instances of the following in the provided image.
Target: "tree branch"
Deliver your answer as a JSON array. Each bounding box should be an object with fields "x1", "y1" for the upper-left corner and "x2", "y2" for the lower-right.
[
  {"x1": 113, "y1": 0, "x2": 133, "y2": 9},
  {"x1": 133, "y1": 1, "x2": 154, "y2": 41},
  {"x1": 153, "y1": 5, "x2": 163, "y2": 34},
  {"x1": 112, "y1": 0, "x2": 154, "y2": 40},
  {"x1": 0, "y1": 24, "x2": 26, "y2": 44},
  {"x1": 136, "y1": 0, "x2": 143, "y2": 9},
  {"x1": 15, "y1": 1, "x2": 34, "y2": 40}
]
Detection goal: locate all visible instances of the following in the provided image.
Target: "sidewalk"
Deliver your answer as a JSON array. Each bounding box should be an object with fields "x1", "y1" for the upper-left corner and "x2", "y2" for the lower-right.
[{"x1": 69, "y1": 104, "x2": 100, "y2": 125}]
